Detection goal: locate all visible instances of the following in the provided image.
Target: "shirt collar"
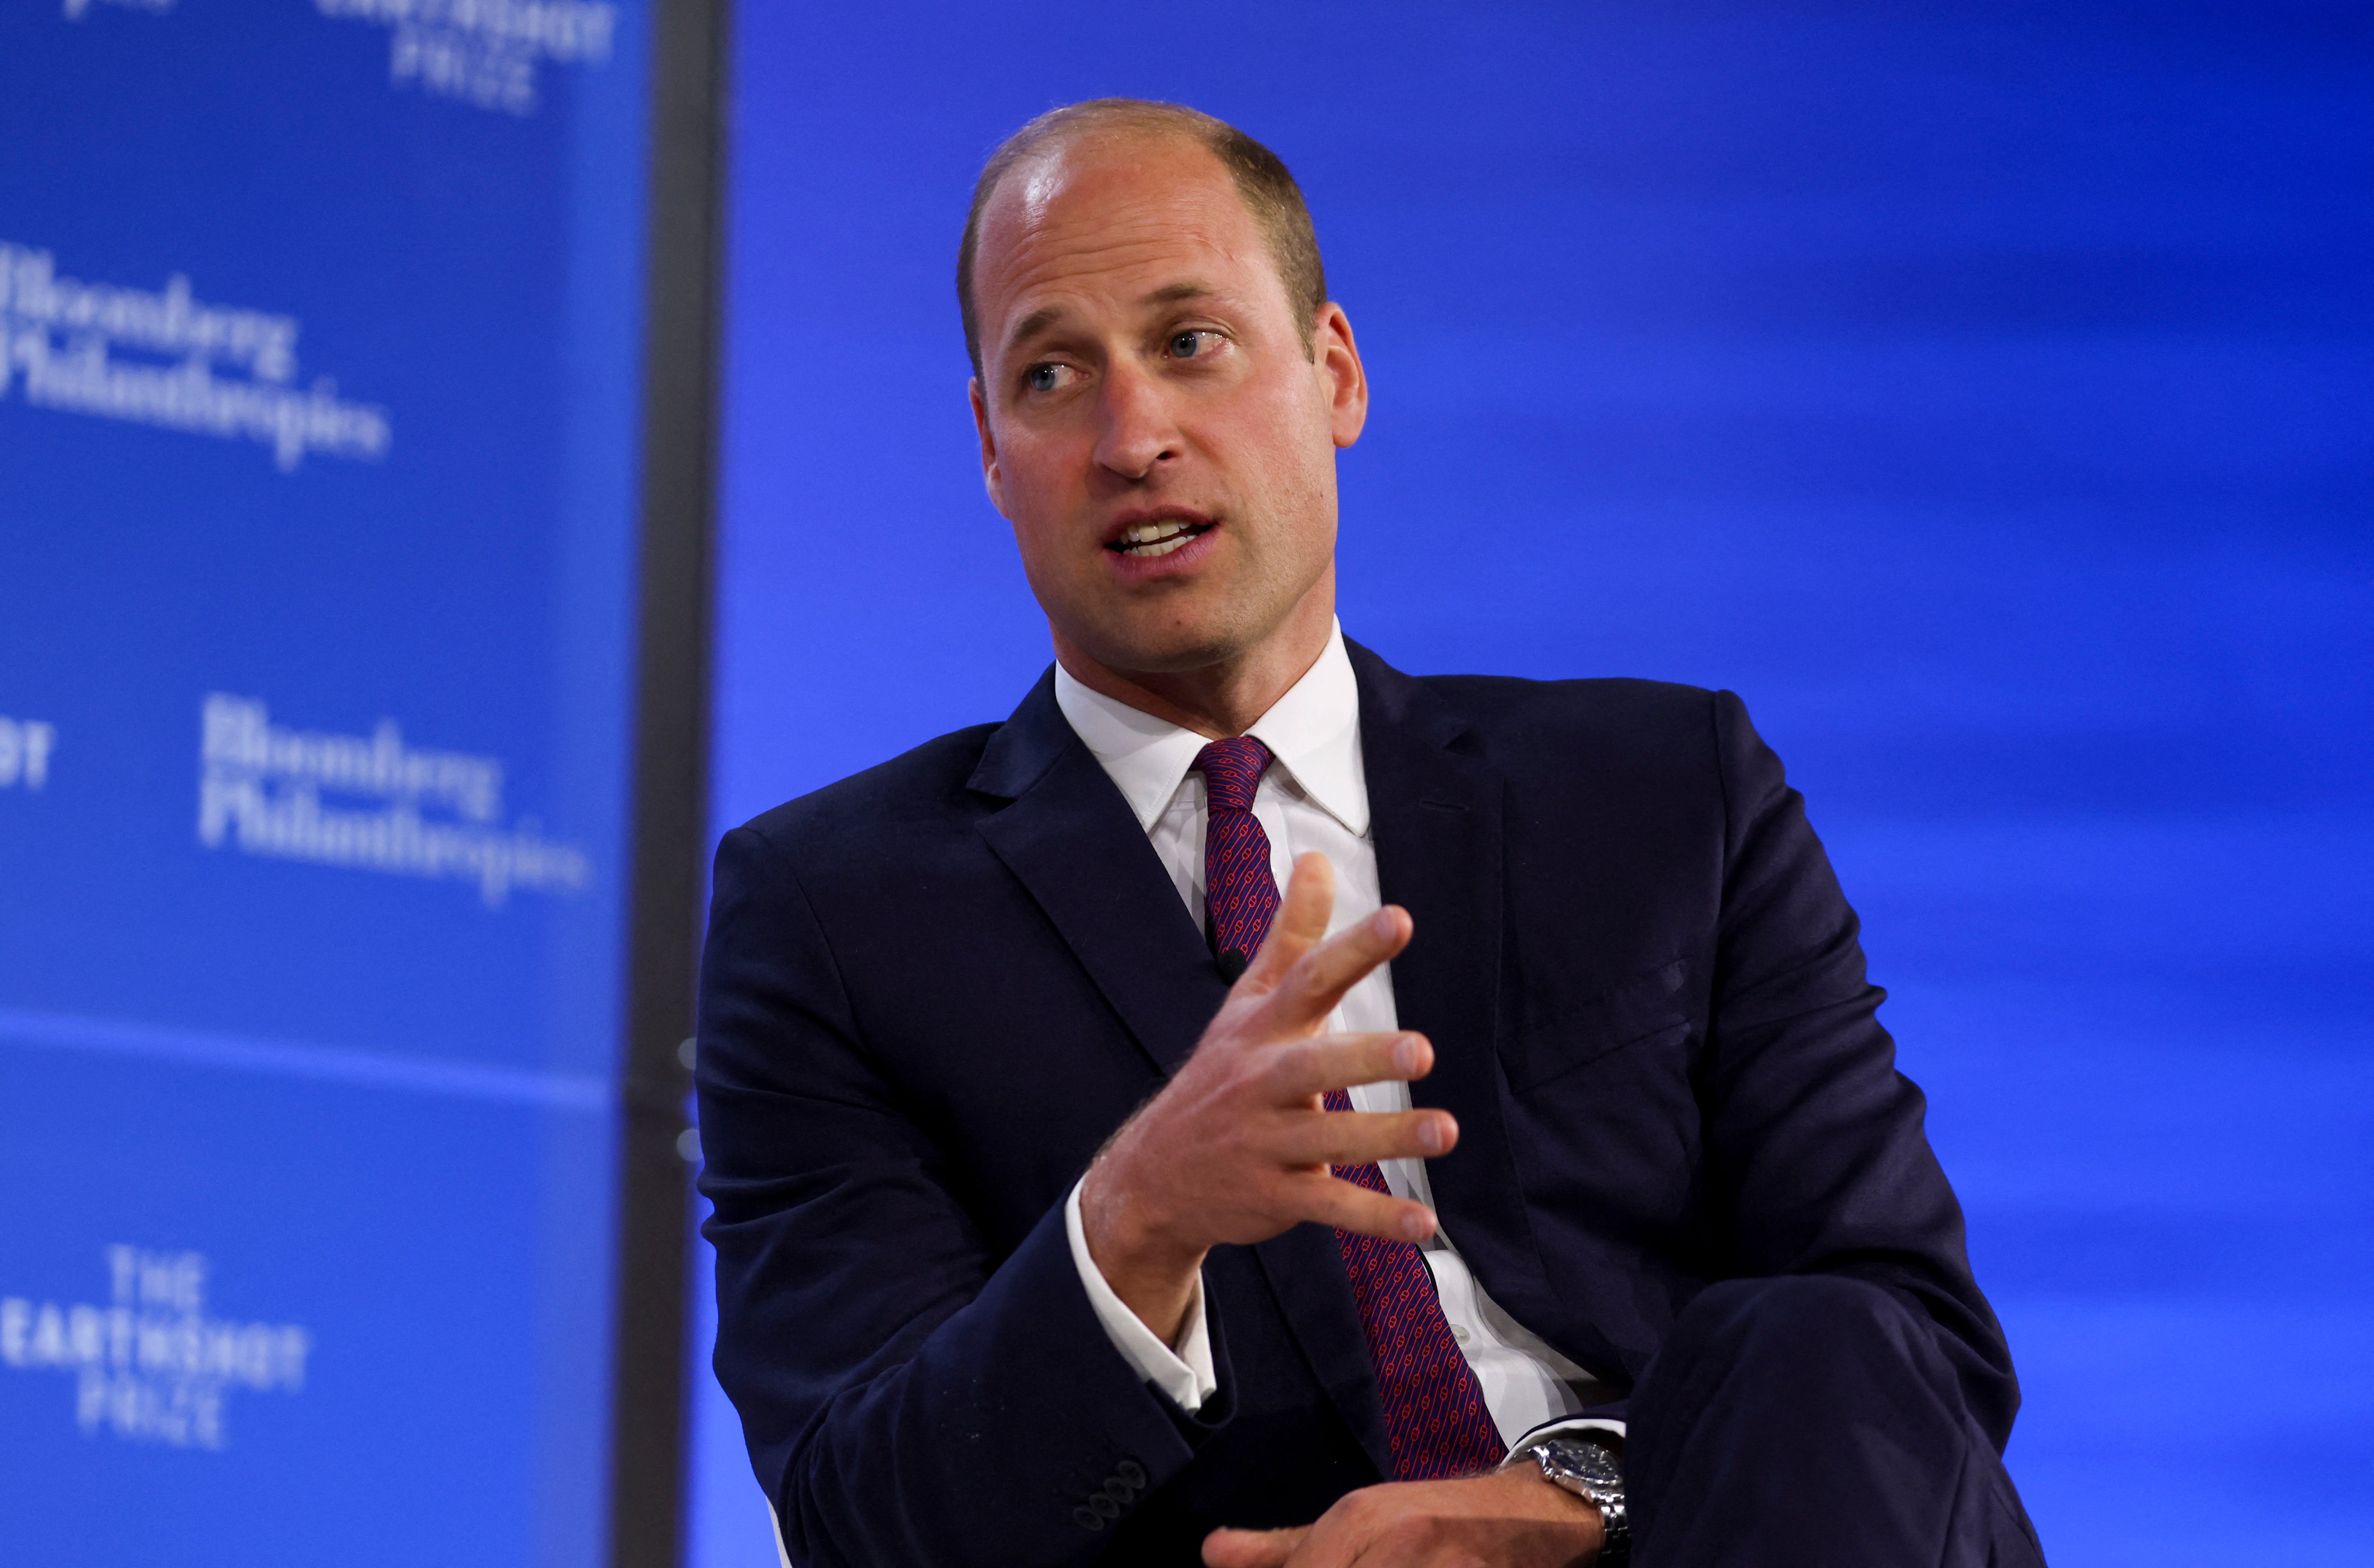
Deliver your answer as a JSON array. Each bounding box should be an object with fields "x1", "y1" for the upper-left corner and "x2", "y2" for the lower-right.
[{"x1": 1053, "y1": 621, "x2": 1370, "y2": 838}]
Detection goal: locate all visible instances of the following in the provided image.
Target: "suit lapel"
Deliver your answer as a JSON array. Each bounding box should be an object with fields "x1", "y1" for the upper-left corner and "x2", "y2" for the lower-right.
[
  {"x1": 1351, "y1": 645, "x2": 1524, "y2": 1237},
  {"x1": 1352, "y1": 643, "x2": 1627, "y2": 1383},
  {"x1": 969, "y1": 671, "x2": 1226, "y2": 1079},
  {"x1": 1250, "y1": 644, "x2": 1574, "y2": 1478},
  {"x1": 1251, "y1": 644, "x2": 1580, "y2": 1480}
]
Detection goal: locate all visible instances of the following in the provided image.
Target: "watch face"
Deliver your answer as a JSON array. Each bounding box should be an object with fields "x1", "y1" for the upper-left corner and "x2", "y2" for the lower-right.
[{"x1": 1546, "y1": 1439, "x2": 1624, "y2": 1489}]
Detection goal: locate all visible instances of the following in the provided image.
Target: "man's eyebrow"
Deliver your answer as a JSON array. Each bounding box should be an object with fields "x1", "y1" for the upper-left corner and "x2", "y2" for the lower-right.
[
  {"x1": 1140, "y1": 281, "x2": 1215, "y2": 306},
  {"x1": 1006, "y1": 303, "x2": 1067, "y2": 352},
  {"x1": 1003, "y1": 283, "x2": 1222, "y2": 357}
]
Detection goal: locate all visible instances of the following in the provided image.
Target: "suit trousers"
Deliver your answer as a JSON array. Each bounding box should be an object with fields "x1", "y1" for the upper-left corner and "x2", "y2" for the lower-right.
[{"x1": 1627, "y1": 1277, "x2": 2047, "y2": 1568}]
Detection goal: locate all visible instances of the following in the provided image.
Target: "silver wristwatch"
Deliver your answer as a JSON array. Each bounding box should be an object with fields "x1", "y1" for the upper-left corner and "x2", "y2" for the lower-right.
[{"x1": 1519, "y1": 1436, "x2": 1630, "y2": 1565}]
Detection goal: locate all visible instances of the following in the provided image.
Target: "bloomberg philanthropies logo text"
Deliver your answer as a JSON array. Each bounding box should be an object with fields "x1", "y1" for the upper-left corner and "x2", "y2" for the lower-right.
[
  {"x1": 198, "y1": 694, "x2": 591, "y2": 908},
  {"x1": 0, "y1": 243, "x2": 390, "y2": 472}
]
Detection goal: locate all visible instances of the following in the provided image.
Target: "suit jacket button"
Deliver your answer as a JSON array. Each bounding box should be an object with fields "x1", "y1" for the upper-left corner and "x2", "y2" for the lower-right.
[
  {"x1": 1102, "y1": 1477, "x2": 1134, "y2": 1504},
  {"x1": 1072, "y1": 1506, "x2": 1105, "y2": 1532},
  {"x1": 1116, "y1": 1458, "x2": 1148, "y2": 1489},
  {"x1": 1087, "y1": 1494, "x2": 1121, "y2": 1521}
]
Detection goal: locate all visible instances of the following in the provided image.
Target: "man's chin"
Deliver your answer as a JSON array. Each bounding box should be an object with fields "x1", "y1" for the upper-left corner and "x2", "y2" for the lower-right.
[
  {"x1": 1080, "y1": 631, "x2": 1255, "y2": 678},
  {"x1": 1054, "y1": 607, "x2": 1269, "y2": 675},
  {"x1": 1048, "y1": 569, "x2": 1332, "y2": 683}
]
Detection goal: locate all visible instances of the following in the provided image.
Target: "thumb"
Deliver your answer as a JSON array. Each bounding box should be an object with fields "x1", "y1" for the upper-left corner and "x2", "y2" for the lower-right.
[{"x1": 1203, "y1": 1525, "x2": 1308, "y2": 1568}]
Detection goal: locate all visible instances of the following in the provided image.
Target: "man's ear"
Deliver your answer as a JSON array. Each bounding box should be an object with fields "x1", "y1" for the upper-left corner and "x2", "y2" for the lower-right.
[
  {"x1": 1314, "y1": 303, "x2": 1368, "y2": 450},
  {"x1": 969, "y1": 376, "x2": 1011, "y2": 517}
]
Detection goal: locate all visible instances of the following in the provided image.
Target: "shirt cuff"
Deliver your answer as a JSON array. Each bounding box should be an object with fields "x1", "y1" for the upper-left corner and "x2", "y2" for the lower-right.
[
  {"x1": 1508, "y1": 1416, "x2": 1627, "y2": 1456},
  {"x1": 1064, "y1": 1176, "x2": 1218, "y2": 1413}
]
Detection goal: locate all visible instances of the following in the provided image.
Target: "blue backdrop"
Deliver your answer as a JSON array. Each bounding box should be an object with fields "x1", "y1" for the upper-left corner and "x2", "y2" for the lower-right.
[
  {"x1": 698, "y1": 3, "x2": 2374, "y2": 1565},
  {"x1": 0, "y1": 3, "x2": 654, "y2": 1564}
]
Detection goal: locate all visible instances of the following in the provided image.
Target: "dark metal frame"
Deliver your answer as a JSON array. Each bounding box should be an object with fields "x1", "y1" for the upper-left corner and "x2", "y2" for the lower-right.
[{"x1": 610, "y1": 0, "x2": 728, "y2": 1562}]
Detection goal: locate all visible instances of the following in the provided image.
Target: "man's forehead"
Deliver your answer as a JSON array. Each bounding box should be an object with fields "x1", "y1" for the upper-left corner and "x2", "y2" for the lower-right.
[
  {"x1": 997, "y1": 128, "x2": 1236, "y2": 229},
  {"x1": 975, "y1": 137, "x2": 1264, "y2": 328}
]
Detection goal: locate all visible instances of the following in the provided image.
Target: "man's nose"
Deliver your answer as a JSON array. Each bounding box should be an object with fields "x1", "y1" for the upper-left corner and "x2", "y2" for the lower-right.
[{"x1": 1092, "y1": 362, "x2": 1181, "y2": 481}]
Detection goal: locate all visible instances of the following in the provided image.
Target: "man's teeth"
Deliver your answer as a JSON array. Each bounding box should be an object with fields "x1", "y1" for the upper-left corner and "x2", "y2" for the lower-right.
[{"x1": 1116, "y1": 521, "x2": 1201, "y2": 557}]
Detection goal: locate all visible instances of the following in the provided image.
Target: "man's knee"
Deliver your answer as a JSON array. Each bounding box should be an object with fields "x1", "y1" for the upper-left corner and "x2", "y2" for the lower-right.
[{"x1": 1632, "y1": 1278, "x2": 2019, "y2": 1558}]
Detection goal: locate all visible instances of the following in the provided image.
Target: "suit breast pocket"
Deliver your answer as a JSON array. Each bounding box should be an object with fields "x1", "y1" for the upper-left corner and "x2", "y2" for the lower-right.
[{"x1": 1503, "y1": 956, "x2": 1696, "y2": 1093}]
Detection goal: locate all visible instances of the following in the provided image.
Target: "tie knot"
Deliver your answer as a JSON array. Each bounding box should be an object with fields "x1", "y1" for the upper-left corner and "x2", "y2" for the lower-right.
[{"x1": 1195, "y1": 736, "x2": 1272, "y2": 814}]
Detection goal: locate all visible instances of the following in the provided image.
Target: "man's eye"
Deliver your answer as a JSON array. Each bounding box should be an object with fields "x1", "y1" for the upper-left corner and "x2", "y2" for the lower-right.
[
  {"x1": 1025, "y1": 363, "x2": 1070, "y2": 393},
  {"x1": 1168, "y1": 331, "x2": 1215, "y2": 359}
]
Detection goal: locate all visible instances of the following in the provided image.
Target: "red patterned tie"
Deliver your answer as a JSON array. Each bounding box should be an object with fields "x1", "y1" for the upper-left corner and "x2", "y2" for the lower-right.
[{"x1": 1195, "y1": 738, "x2": 1507, "y2": 1481}]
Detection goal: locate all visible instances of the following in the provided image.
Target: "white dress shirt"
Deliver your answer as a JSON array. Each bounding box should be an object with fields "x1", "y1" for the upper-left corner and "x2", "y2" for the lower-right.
[{"x1": 1056, "y1": 623, "x2": 1619, "y2": 1452}]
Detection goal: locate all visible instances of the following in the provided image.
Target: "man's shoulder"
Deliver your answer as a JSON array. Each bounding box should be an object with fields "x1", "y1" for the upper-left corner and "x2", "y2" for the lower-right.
[
  {"x1": 730, "y1": 719, "x2": 1005, "y2": 859},
  {"x1": 1414, "y1": 669, "x2": 1717, "y2": 736},
  {"x1": 1383, "y1": 664, "x2": 1746, "y2": 809}
]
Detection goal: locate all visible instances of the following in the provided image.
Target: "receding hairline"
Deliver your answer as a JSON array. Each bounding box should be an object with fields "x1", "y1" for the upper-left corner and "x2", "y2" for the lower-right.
[{"x1": 957, "y1": 100, "x2": 1329, "y2": 380}]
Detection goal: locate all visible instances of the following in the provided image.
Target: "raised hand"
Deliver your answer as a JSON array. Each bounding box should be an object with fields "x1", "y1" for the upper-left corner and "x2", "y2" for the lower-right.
[{"x1": 1077, "y1": 852, "x2": 1458, "y2": 1344}]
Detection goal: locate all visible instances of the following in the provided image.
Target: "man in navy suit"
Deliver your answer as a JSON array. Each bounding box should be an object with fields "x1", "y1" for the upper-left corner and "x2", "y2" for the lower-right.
[{"x1": 698, "y1": 100, "x2": 2043, "y2": 1567}]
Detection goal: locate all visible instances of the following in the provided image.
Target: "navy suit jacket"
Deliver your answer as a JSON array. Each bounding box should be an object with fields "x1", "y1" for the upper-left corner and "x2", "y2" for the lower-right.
[{"x1": 696, "y1": 643, "x2": 2015, "y2": 1567}]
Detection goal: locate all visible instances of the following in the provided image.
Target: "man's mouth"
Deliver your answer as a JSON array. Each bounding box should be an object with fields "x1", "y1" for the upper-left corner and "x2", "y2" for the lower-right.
[{"x1": 1107, "y1": 518, "x2": 1213, "y2": 558}]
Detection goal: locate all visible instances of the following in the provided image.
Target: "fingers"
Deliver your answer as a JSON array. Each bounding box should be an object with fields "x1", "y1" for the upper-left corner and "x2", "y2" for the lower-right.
[
  {"x1": 1239, "y1": 854, "x2": 1335, "y2": 990},
  {"x1": 1291, "y1": 1170, "x2": 1438, "y2": 1245},
  {"x1": 1259, "y1": 901, "x2": 1414, "y2": 1033},
  {"x1": 1262, "y1": 1031, "x2": 1434, "y2": 1100},
  {"x1": 1276, "y1": 1106, "x2": 1458, "y2": 1168},
  {"x1": 1203, "y1": 1527, "x2": 1307, "y2": 1568}
]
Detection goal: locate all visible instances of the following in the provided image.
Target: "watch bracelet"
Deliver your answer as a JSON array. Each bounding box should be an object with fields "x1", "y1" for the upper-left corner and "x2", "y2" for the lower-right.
[
  {"x1": 1591, "y1": 1490, "x2": 1630, "y2": 1567},
  {"x1": 1515, "y1": 1438, "x2": 1630, "y2": 1565}
]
